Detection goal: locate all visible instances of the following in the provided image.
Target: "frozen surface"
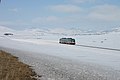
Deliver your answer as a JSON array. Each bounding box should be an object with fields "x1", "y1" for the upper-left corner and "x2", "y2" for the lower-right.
[
  {"x1": 0, "y1": 37, "x2": 120, "y2": 70},
  {"x1": 76, "y1": 32, "x2": 120, "y2": 49},
  {"x1": 0, "y1": 26, "x2": 120, "y2": 80},
  {"x1": 1, "y1": 47, "x2": 120, "y2": 80}
]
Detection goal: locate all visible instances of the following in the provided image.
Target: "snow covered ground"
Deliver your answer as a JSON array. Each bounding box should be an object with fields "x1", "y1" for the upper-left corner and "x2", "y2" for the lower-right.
[{"x1": 0, "y1": 26, "x2": 120, "y2": 80}]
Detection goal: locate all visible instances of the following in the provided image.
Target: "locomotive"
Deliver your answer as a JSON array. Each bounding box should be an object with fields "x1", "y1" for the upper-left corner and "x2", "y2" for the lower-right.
[{"x1": 59, "y1": 38, "x2": 76, "y2": 45}]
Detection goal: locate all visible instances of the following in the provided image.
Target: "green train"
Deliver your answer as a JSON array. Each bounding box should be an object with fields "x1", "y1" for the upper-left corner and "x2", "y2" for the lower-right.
[{"x1": 59, "y1": 38, "x2": 76, "y2": 45}]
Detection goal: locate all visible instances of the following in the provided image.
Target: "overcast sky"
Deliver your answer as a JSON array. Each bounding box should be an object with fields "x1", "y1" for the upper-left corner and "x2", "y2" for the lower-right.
[{"x1": 0, "y1": 0, "x2": 120, "y2": 30}]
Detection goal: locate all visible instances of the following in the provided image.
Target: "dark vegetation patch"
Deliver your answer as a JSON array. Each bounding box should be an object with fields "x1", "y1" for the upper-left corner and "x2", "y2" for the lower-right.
[{"x1": 0, "y1": 50, "x2": 40, "y2": 80}]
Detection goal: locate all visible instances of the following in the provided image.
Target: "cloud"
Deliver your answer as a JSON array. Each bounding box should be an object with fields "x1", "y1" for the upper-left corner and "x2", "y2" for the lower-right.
[
  {"x1": 32, "y1": 15, "x2": 82, "y2": 25},
  {"x1": 32, "y1": 4, "x2": 120, "y2": 29},
  {"x1": 9, "y1": 8, "x2": 19, "y2": 12},
  {"x1": 0, "y1": 20, "x2": 29, "y2": 26},
  {"x1": 0, "y1": 21, "x2": 14, "y2": 25},
  {"x1": 67, "y1": 0, "x2": 96, "y2": 4},
  {"x1": 32, "y1": 16, "x2": 59, "y2": 24},
  {"x1": 50, "y1": 4, "x2": 82, "y2": 13},
  {"x1": 87, "y1": 4, "x2": 120, "y2": 21}
]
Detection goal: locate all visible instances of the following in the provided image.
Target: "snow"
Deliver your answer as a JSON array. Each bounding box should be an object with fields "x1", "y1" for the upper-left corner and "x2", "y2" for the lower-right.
[
  {"x1": 76, "y1": 32, "x2": 120, "y2": 49},
  {"x1": 1, "y1": 37, "x2": 120, "y2": 70},
  {"x1": 0, "y1": 26, "x2": 120, "y2": 80}
]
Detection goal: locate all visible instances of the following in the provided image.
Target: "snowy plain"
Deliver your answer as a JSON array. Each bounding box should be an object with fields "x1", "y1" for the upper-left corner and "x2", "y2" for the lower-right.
[{"x1": 0, "y1": 26, "x2": 120, "y2": 80}]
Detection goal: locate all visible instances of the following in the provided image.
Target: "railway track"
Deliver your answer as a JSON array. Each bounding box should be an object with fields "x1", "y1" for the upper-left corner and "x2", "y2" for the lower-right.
[{"x1": 76, "y1": 44, "x2": 120, "y2": 52}]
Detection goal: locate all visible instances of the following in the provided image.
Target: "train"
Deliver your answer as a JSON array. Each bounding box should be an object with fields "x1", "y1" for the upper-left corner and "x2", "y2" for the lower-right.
[{"x1": 59, "y1": 38, "x2": 76, "y2": 45}]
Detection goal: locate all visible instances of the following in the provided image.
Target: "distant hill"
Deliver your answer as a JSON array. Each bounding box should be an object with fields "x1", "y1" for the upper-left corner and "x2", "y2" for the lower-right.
[
  {"x1": 0, "y1": 25, "x2": 120, "y2": 37},
  {"x1": 0, "y1": 26, "x2": 15, "y2": 33}
]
